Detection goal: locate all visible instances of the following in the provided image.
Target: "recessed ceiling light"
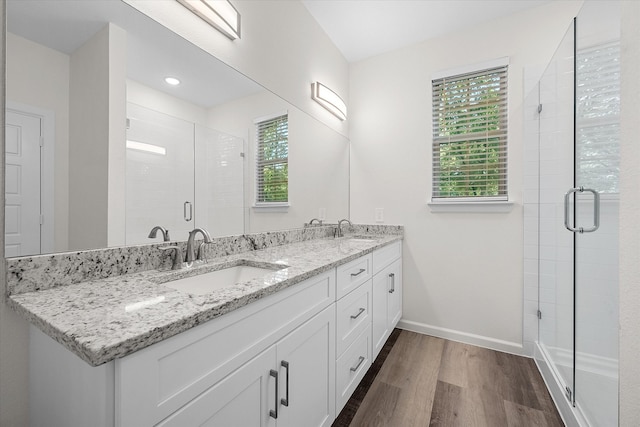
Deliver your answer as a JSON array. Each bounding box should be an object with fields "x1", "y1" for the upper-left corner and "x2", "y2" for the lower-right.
[{"x1": 164, "y1": 77, "x2": 181, "y2": 86}]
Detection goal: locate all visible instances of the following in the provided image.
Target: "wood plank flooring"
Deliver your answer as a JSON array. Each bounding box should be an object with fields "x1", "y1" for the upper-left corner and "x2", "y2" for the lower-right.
[{"x1": 333, "y1": 330, "x2": 564, "y2": 427}]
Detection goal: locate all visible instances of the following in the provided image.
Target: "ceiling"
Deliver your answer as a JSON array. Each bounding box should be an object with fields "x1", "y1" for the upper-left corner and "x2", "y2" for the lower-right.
[{"x1": 302, "y1": 0, "x2": 552, "y2": 62}]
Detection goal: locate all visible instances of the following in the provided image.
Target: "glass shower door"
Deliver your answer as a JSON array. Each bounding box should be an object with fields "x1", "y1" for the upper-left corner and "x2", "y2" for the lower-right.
[
  {"x1": 573, "y1": 2, "x2": 620, "y2": 425},
  {"x1": 537, "y1": 19, "x2": 576, "y2": 405}
]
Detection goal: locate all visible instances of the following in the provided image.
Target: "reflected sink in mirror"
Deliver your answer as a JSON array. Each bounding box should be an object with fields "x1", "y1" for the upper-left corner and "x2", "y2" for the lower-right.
[{"x1": 160, "y1": 261, "x2": 288, "y2": 295}]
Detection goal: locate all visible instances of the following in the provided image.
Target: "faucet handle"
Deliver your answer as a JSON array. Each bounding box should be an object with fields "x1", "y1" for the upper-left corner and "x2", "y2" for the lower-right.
[
  {"x1": 196, "y1": 242, "x2": 209, "y2": 263},
  {"x1": 159, "y1": 245, "x2": 184, "y2": 270}
]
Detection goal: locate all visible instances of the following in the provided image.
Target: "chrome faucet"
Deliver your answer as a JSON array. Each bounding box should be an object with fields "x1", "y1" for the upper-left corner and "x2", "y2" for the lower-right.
[
  {"x1": 337, "y1": 219, "x2": 352, "y2": 238},
  {"x1": 148, "y1": 225, "x2": 170, "y2": 242},
  {"x1": 185, "y1": 228, "x2": 212, "y2": 264},
  {"x1": 308, "y1": 218, "x2": 323, "y2": 225}
]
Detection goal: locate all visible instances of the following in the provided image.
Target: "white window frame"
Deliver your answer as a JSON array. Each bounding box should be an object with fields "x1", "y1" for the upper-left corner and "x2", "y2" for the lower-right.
[
  {"x1": 429, "y1": 58, "x2": 513, "y2": 213},
  {"x1": 253, "y1": 111, "x2": 289, "y2": 210}
]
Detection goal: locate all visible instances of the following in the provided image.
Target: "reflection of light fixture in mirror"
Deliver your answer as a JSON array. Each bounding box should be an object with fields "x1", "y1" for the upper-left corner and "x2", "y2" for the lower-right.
[
  {"x1": 126, "y1": 140, "x2": 167, "y2": 156},
  {"x1": 164, "y1": 77, "x2": 181, "y2": 86},
  {"x1": 176, "y1": 0, "x2": 241, "y2": 40},
  {"x1": 311, "y1": 82, "x2": 347, "y2": 121}
]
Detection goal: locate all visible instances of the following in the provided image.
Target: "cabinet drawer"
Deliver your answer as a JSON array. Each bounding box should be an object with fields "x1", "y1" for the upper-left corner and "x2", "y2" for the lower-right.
[
  {"x1": 336, "y1": 280, "x2": 371, "y2": 357},
  {"x1": 336, "y1": 324, "x2": 371, "y2": 413},
  {"x1": 373, "y1": 241, "x2": 402, "y2": 274},
  {"x1": 117, "y1": 271, "x2": 335, "y2": 426},
  {"x1": 336, "y1": 254, "x2": 372, "y2": 299}
]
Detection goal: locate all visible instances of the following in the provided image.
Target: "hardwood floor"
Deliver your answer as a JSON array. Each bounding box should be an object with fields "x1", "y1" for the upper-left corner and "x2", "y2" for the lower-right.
[{"x1": 333, "y1": 330, "x2": 564, "y2": 427}]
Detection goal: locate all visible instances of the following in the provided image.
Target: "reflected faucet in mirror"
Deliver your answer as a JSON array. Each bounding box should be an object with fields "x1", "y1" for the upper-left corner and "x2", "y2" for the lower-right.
[
  {"x1": 336, "y1": 219, "x2": 352, "y2": 238},
  {"x1": 148, "y1": 226, "x2": 170, "y2": 242}
]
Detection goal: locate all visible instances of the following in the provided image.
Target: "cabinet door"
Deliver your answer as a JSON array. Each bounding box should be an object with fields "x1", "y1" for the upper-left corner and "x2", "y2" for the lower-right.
[
  {"x1": 157, "y1": 346, "x2": 277, "y2": 427},
  {"x1": 387, "y1": 258, "x2": 402, "y2": 329},
  {"x1": 372, "y1": 267, "x2": 391, "y2": 359},
  {"x1": 372, "y1": 257, "x2": 403, "y2": 359},
  {"x1": 275, "y1": 305, "x2": 336, "y2": 427}
]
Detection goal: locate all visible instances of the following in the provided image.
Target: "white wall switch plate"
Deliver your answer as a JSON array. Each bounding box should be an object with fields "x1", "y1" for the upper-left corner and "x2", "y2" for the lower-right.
[
  {"x1": 318, "y1": 208, "x2": 326, "y2": 220},
  {"x1": 375, "y1": 208, "x2": 384, "y2": 223}
]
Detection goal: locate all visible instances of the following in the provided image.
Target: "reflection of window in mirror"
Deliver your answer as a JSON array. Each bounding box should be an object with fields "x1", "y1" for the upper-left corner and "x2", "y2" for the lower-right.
[{"x1": 255, "y1": 113, "x2": 289, "y2": 206}]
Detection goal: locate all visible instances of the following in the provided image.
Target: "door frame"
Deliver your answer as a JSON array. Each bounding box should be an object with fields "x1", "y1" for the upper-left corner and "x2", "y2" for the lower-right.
[{"x1": 6, "y1": 101, "x2": 55, "y2": 254}]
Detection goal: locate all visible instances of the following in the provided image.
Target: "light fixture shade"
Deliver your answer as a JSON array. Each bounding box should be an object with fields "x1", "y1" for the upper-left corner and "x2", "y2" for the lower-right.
[
  {"x1": 176, "y1": 0, "x2": 241, "y2": 40},
  {"x1": 311, "y1": 82, "x2": 347, "y2": 121}
]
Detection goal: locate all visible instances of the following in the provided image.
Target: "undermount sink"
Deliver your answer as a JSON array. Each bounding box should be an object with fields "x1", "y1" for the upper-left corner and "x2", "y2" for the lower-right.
[
  {"x1": 345, "y1": 235, "x2": 377, "y2": 242},
  {"x1": 161, "y1": 261, "x2": 287, "y2": 295}
]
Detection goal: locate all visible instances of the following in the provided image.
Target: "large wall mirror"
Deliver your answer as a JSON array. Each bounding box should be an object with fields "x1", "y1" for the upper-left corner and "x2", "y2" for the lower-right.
[{"x1": 5, "y1": 0, "x2": 350, "y2": 258}]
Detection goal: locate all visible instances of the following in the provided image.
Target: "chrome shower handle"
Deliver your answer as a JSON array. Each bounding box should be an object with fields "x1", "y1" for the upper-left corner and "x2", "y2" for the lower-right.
[{"x1": 564, "y1": 187, "x2": 600, "y2": 233}]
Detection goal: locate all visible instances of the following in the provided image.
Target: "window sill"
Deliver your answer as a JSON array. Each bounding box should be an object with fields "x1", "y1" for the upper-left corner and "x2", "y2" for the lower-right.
[
  {"x1": 253, "y1": 203, "x2": 290, "y2": 213},
  {"x1": 428, "y1": 200, "x2": 514, "y2": 213}
]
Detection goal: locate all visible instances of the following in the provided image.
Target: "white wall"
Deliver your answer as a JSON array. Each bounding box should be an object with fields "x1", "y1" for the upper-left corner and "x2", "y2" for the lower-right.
[
  {"x1": 122, "y1": 0, "x2": 349, "y2": 138},
  {"x1": 619, "y1": 0, "x2": 640, "y2": 424},
  {"x1": 6, "y1": 32, "x2": 70, "y2": 253},
  {"x1": 349, "y1": 1, "x2": 582, "y2": 353}
]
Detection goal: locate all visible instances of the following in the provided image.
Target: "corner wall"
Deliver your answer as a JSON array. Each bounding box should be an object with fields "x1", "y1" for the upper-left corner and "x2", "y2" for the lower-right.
[
  {"x1": 619, "y1": 0, "x2": 640, "y2": 423},
  {"x1": 0, "y1": 0, "x2": 30, "y2": 423},
  {"x1": 349, "y1": 1, "x2": 582, "y2": 353}
]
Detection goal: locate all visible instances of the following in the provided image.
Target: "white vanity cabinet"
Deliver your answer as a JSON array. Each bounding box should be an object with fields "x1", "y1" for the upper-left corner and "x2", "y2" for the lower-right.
[
  {"x1": 28, "y1": 239, "x2": 403, "y2": 427},
  {"x1": 117, "y1": 271, "x2": 336, "y2": 427},
  {"x1": 156, "y1": 305, "x2": 335, "y2": 427},
  {"x1": 371, "y1": 241, "x2": 403, "y2": 359}
]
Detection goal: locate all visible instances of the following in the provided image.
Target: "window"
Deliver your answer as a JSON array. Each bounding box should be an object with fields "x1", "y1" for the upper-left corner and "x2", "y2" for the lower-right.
[
  {"x1": 431, "y1": 64, "x2": 508, "y2": 201},
  {"x1": 255, "y1": 113, "x2": 288, "y2": 205}
]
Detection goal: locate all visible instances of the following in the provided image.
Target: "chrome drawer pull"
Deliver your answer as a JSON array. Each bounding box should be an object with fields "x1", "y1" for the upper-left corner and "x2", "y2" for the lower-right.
[
  {"x1": 350, "y1": 268, "x2": 366, "y2": 277},
  {"x1": 269, "y1": 369, "x2": 278, "y2": 419},
  {"x1": 280, "y1": 360, "x2": 290, "y2": 407},
  {"x1": 350, "y1": 307, "x2": 366, "y2": 319},
  {"x1": 350, "y1": 356, "x2": 365, "y2": 372},
  {"x1": 389, "y1": 273, "x2": 395, "y2": 294}
]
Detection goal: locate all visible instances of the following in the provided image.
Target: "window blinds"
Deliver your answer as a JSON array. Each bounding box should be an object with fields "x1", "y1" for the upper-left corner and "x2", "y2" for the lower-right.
[
  {"x1": 576, "y1": 41, "x2": 620, "y2": 194},
  {"x1": 255, "y1": 114, "x2": 288, "y2": 203},
  {"x1": 432, "y1": 65, "x2": 508, "y2": 200}
]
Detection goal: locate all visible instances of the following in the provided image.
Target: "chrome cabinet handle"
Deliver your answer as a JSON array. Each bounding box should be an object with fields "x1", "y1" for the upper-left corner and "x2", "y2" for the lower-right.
[
  {"x1": 269, "y1": 369, "x2": 278, "y2": 419},
  {"x1": 350, "y1": 356, "x2": 365, "y2": 372},
  {"x1": 280, "y1": 361, "x2": 289, "y2": 407},
  {"x1": 350, "y1": 307, "x2": 366, "y2": 319},
  {"x1": 350, "y1": 268, "x2": 366, "y2": 277},
  {"x1": 184, "y1": 201, "x2": 193, "y2": 222},
  {"x1": 564, "y1": 187, "x2": 600, "y2": 233},
  {"x1": 389, "y1": 273, "x2": 395, "y2": 294}
]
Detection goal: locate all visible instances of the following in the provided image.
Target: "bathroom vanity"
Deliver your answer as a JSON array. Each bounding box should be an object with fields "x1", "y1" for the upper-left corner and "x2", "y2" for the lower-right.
[{"x1": 7, "y1": 226, "x2": 402, "y2": 427}]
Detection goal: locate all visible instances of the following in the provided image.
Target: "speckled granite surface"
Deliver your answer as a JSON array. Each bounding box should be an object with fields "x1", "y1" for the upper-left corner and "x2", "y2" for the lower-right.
[
  {"x1": 7, "y1": 230, "x2": 402, "y2": 366},
  {"x1": 6, "y1": 225, "x2": 346, "y2": 295}
]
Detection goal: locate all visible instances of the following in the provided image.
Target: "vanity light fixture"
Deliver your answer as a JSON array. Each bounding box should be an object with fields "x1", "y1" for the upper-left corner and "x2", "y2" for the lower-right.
[
  {"x1": 311, "y1": 82, "x2": 347, "y2": 121},
  {"x1": 126, "y1": 140, "x2": 167, "y2": 156},
  {"x1": 176, "y1": 0, "x2": 241, "y2": 40},
  {"x1": 164, "y1": 76, "x2": 181, "y2": 86}
]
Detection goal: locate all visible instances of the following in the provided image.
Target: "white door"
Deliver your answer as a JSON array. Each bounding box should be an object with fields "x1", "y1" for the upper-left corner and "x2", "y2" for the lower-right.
[{"x1": 5, "y1": 110, "x2": 41, "y2": 257}]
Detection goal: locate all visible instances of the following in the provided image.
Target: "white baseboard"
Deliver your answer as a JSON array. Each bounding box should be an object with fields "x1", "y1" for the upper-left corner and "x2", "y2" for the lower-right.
[{"x1": 397, "y1": 319, "x2": 525, "y2": 356}]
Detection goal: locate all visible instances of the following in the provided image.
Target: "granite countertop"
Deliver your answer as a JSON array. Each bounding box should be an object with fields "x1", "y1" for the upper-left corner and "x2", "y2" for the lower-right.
[{"x1": 7, "y1": 234, "x2": 402, "y2": 366}]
